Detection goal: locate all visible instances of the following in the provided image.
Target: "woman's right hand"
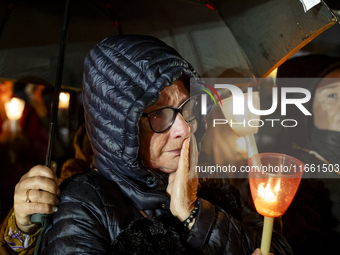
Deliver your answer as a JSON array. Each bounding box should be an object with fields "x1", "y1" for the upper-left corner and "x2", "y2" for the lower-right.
[{"x1": 14, "y1": 162, "x2": 60, "y2": 234}]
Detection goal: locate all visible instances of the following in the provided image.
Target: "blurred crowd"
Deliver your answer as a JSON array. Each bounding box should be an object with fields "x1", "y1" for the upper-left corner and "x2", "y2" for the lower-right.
[{"x1": 0, "y1": 77, "x2": 78, "y2": 223}]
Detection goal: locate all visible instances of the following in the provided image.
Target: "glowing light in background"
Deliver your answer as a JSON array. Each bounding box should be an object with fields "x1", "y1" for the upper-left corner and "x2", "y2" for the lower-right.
[
  {"x1": 59, "y1": 92, "x2": 70, "y2": 109},
  {"x1": 5, "y1": 98, "x2": 25, "y2": 120}
]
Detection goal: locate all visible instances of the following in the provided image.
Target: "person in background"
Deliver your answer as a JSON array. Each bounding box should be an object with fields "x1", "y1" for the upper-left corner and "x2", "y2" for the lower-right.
[
  {"x1": 0, "y1": 79, "x2": 49, "y2": 164},
  {"x1": 0, "y1": 79, "x2": 48, "y2": 223},
  {"x1": 277, "y1": 54, "x2": 340, "y2": 255}
]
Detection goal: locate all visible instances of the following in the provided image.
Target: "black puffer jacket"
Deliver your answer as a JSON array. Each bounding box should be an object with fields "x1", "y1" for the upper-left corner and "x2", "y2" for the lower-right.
[{"x1": 40, "y1": 35, "x2": 292, "y2": 254}]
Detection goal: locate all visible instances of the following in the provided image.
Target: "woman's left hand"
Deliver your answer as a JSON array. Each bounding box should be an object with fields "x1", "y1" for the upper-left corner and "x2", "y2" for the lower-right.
[
  {"x1": 166, "y1": 133, "x2": 198, "y2": 226},
  {"x1": 14, "y1": 163, "x2": 60, "y2": 234}
]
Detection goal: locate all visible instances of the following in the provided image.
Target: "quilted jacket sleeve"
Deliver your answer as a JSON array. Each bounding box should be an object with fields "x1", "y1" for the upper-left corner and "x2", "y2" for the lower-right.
[
  {"x1": 186, "y1": 199, "x2": 293, "y2": 255},
  {"x1": 40, "y1": 178, "x2": 112, "y2": 255}
]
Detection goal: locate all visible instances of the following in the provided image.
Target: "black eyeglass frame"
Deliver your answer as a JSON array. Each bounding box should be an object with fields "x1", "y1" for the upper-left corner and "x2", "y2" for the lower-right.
[{"x1": 141, "y1": 95, "x2": 199, "y2": 133}]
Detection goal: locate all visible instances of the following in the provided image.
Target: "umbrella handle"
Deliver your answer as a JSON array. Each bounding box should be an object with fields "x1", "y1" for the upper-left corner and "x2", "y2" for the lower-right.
[
  {"x1": 45, "y1": 0, "x2": 72, "y2": 167},
  {"x1": 31, "y1": 214, "x2": 53, "y2": 255},
  {"x1": 31, "y1": 0, "x2": 72, "y2": 254}
]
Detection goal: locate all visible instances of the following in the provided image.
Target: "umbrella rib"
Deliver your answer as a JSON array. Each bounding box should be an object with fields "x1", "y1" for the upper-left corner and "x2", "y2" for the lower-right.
[
  {"x1": 45, "y1": 0, "x2": 72, "y2": 167},
  {"x1": 321, "y1": 0, "x2": 340, "y2": 23}
]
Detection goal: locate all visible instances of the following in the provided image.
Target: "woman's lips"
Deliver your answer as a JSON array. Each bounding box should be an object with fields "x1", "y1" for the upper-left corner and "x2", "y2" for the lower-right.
[{"x1": 168, "y1": 149, "x2": 182, "y2": 155}]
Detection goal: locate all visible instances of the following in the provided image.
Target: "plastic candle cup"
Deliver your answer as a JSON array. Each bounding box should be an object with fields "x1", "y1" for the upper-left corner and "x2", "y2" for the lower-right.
[
  {"x1": 248, "y1": 153, "x2": 304, "y2": 255},
  {"x1": 220, "y1": 91, "x2": 260, "y2": 158}
]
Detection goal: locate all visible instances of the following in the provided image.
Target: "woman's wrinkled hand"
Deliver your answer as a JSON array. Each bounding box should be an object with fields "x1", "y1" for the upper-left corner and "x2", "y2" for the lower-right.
[
  {"x1": 166, "y1": 133, "x2": 198, "y2": 227},
  {"x1": 14, "y1": 162, "x2": 60, "y2": 234}
]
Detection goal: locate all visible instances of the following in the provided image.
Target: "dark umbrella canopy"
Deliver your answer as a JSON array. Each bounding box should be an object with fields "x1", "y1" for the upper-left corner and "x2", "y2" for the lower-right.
[
  {"x1": 0, "y1": 0, "x2": 121, "y2": 89},
  {"x1": 217, "y1": 0, "x2": 338, "y2": 77},
  {"x1": 0, "y1": 0, "x2": 337, "y2": 90}
]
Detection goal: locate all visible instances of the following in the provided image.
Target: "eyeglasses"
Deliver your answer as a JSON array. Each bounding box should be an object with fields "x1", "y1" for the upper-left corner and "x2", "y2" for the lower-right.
[{"x1": 142, "y1": 96, "x2": 200, "y2": 133}]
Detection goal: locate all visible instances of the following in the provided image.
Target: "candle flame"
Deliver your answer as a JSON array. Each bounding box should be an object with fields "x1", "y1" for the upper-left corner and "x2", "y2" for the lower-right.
[
  {"x1": 59, "y1": 92, "x2": 68, "y2": 102},
  {"x1": 59, "y1": 92, "x2": 70, "y2": 109},
  {"x1": 4, "y1": 98, "x2": 25, "y2": 120},
  {"x1": 258, "y1": 181, "x2": 280, "y2": 203}
]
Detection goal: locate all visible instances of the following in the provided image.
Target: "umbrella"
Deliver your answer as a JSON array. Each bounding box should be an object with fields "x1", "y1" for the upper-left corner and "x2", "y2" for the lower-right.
[{"x1": 0, "y1": 0, "x2": 338, "y2": 90}]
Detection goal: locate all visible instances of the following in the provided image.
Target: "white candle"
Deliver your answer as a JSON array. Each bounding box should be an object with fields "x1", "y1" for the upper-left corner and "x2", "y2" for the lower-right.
[
  {"x1": 59, "y1": 92, "x2": 70, "y2": 109},
  {"x1": 220, "y1": 91, "x2": 260, "y2": 158},
  {"x1": 220, "y1": 91, "x2": 260, "y2": 137},
  {"x1": 4, "y1": 98, "x2": 25, "y2": 133},
  {"x1": 261, "y1": 216, "x2": 274, "y2": 255}
]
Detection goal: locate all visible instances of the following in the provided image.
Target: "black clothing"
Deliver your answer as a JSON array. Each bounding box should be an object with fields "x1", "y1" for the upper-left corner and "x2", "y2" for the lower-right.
[
  {"x1": 40, "y1": 35, "x2": 292, "y2": 254},
  {"x1": 311, "y1": 127, "x2": 340, "y2": 166}
]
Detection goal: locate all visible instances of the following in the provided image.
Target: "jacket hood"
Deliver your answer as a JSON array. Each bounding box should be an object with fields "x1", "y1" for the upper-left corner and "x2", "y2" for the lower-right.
[
  {"x1": 83, "y1": 35, "x2": 211, "y2": 188},
  {"x1": 277, "y1": 54, "x2": 340, "y2": 149}
]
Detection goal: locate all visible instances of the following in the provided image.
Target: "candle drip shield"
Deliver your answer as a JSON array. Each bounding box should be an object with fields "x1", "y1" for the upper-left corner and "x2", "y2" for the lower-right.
[{"x1": 248, "y1": 153, "x2": 304, "y2": 217}]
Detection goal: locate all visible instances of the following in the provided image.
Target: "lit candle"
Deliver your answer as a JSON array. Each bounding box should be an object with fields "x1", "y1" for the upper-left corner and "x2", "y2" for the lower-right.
[
  {"x1": 254, "y1": 180, "x2": 280, "y2": 255},
  {"x1": 249, "y1": 153, "x2": 304, "y2": 255},
  {"x1": 4, "y1": 98, "x2": 25, "y2": 133},
  {"x1": 58, "y1": 92, "x2": 70, "y2": 144},
  {"x1": 254, "y1": 181, "x2": 281, "y2": 217},
  {"x1": 59, "y1": 92, "x2": 70, "y2": 109}
]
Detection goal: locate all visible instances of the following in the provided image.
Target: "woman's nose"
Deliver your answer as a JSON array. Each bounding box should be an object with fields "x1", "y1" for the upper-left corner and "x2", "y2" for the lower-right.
[{"x1": 170, "y1": 112, "x2": 190, "y2": 138}]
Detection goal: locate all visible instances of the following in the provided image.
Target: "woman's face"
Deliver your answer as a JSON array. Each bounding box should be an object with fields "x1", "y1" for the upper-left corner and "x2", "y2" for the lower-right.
[
  {"x1": 138, "y1": 80, "x2": 197, "y2": 174},
  {"x1": 313, "y1": 69, "x2": 340, "y2": 132}
]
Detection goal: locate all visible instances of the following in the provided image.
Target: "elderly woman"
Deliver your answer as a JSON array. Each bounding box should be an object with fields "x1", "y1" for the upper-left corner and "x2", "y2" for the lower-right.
[{"x1": 4, "y1": 35, "x2": 292, "y2": 254}]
